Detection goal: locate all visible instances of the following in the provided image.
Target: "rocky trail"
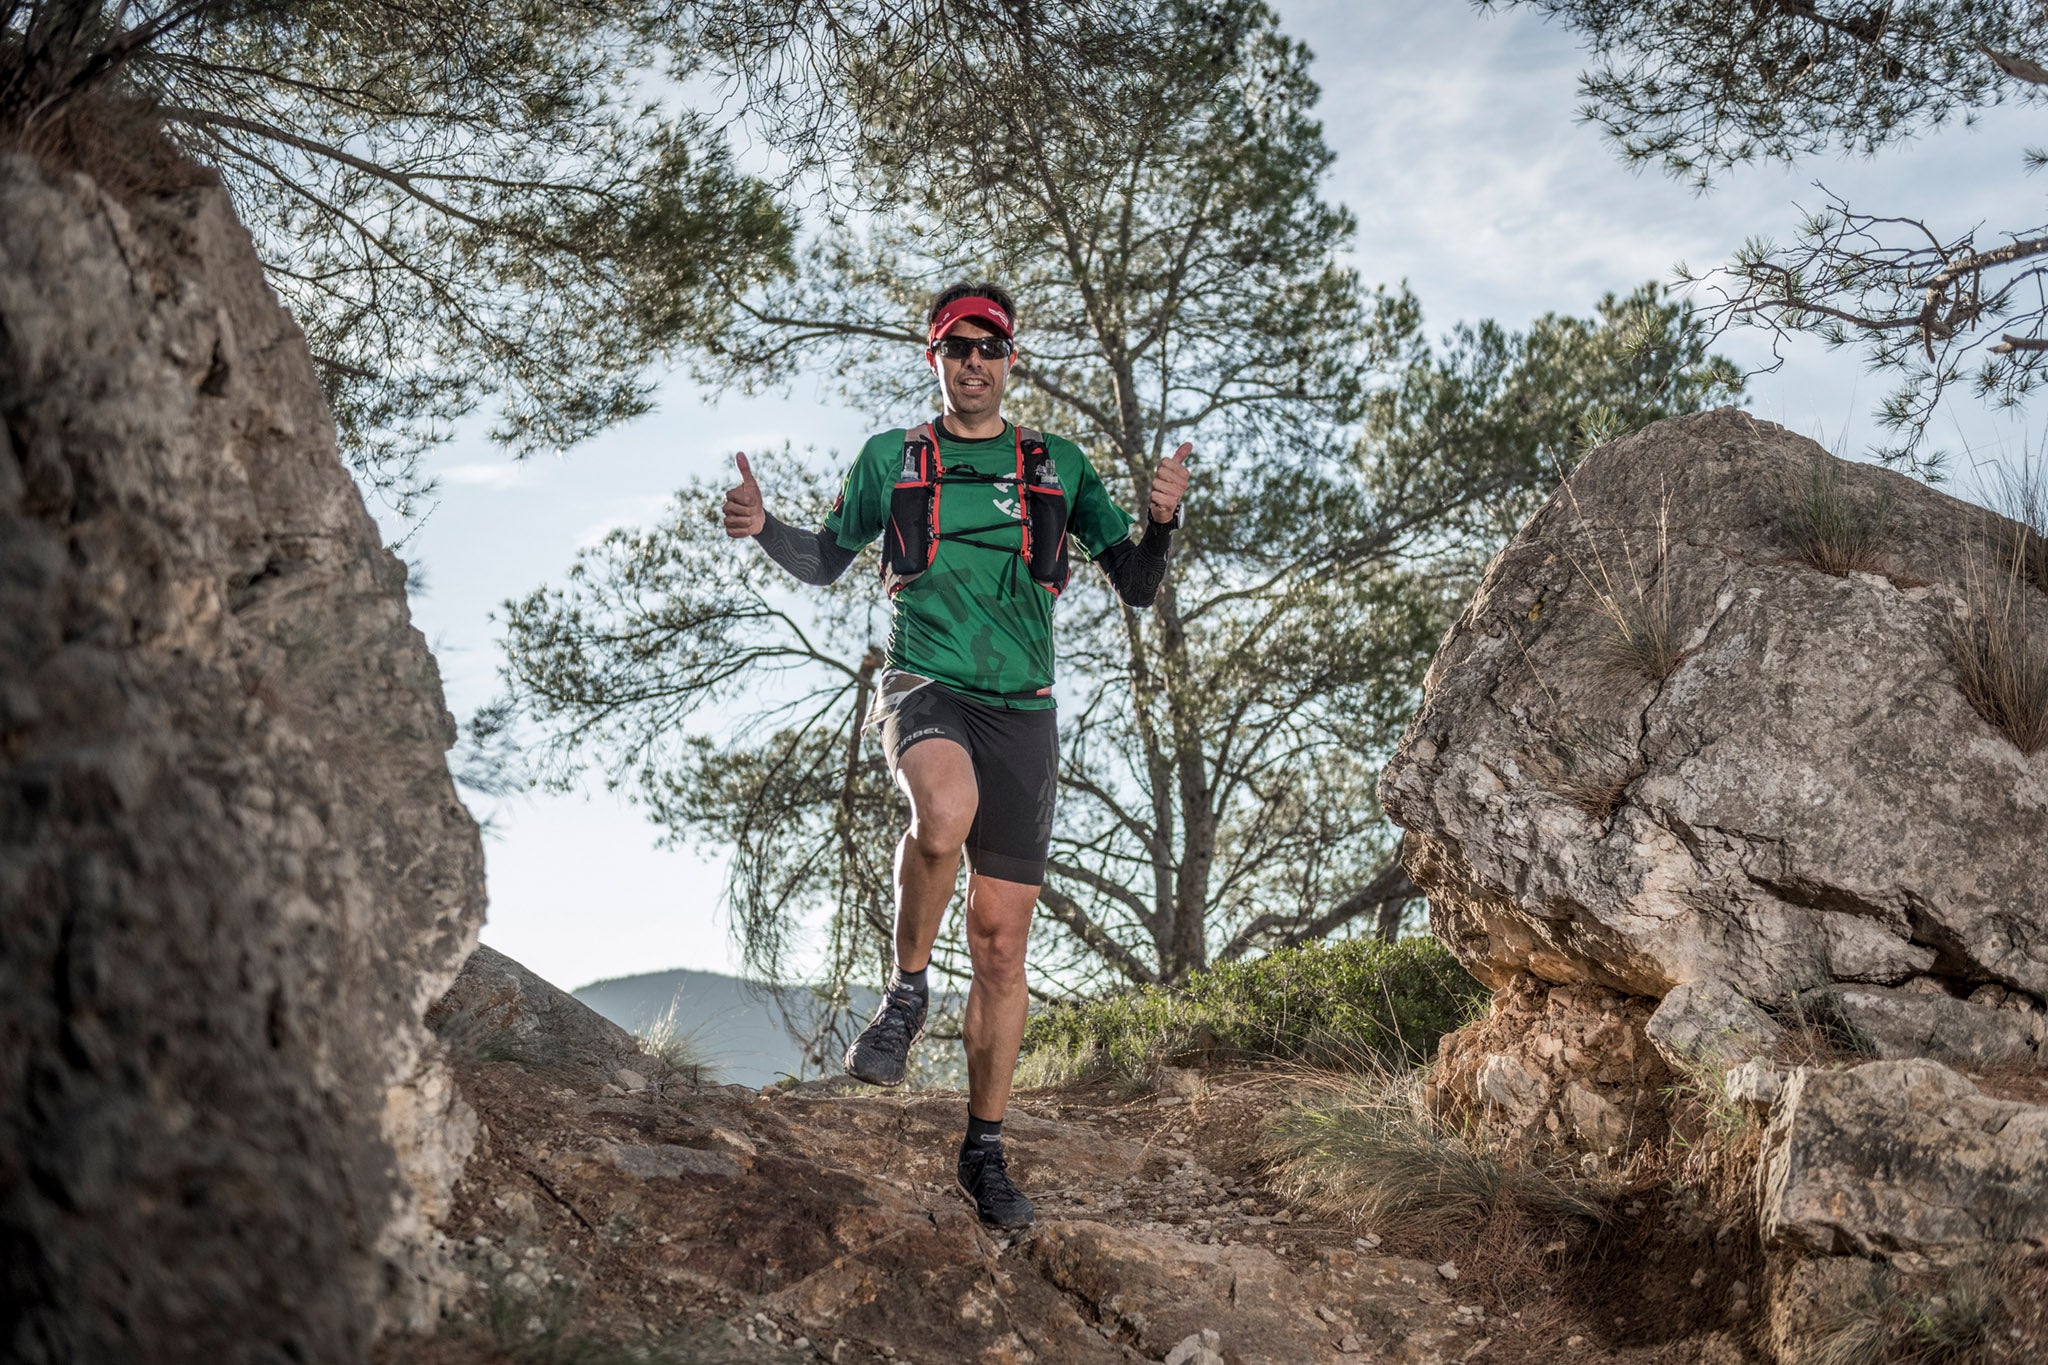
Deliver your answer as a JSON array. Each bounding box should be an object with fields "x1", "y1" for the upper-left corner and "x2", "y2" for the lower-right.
[{"x1": 401, "y1": 950, "x2": 1753, "y2": 1365}]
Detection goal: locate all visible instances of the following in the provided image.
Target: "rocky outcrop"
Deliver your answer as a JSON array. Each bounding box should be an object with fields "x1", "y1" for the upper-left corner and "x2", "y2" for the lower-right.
[
  {"x1": 1757, "y1": 1059, "x2": 2048, "y2": 1263},
  {"x1": 1383, "y1": 407, "x2": 2048, "y2": 1357},
  {"x1": 1382, "y1": 408, "x2": 2048, "y2": 1068},
  {"x1": 0, "y1": 148, "x2": 483, "y2": 1363}
]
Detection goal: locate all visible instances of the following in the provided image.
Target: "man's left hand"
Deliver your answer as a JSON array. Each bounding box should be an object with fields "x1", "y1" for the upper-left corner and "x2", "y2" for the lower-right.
[{"x1": 1148, "y1": 443, "x2": 1192, "y2": 524}]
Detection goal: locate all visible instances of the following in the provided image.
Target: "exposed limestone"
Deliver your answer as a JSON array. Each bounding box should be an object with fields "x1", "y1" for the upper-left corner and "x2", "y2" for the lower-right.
[
  {"x1": 1429, "y1": 975, "x2": 1671, "y2": 1157},
  {"x1": 0, "y1": 151, "x2": 483, "y2": 1362},
  {"x1": 1757, "y1": 1059, "x2": 2048, "y2": 1263},
  {"x1": 1385, "y1": 408, "x2": 2048, "y2": 1350},
  {"x1": 1816, "y1": 982, "x2": 2044, "y2": 1070},
  {"x1": 1381, "y1": 408, "x2": 2048, "y2": 1069},
  {"x1": 1646, "y1": 979, "x2": 1787, "y2": 1072}
]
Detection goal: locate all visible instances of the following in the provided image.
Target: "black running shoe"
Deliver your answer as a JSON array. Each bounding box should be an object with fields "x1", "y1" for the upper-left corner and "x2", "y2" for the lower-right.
[
  {"x1": 957, "y1": 1144, "x2": 1035, "y2": 1228},
  {"x1": 842, "y1": 984, "x2": 927, "y2": 1086}
]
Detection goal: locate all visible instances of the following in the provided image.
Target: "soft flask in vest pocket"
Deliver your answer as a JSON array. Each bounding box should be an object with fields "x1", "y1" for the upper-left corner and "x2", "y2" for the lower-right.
[{"x1": 882, "y1": 422, "x2": 1071, "y2": 596}]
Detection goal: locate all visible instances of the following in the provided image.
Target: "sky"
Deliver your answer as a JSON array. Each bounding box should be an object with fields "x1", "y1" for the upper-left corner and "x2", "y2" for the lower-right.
[{"x1": 375, "y1": 4, "x2": 2045, "y2": 994}]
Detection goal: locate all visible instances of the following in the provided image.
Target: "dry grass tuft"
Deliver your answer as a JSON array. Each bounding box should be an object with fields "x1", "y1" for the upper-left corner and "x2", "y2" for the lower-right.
[
  {"x1": 1538, "y1": 720, "x2": 1645, "y2": 820},
  {"x1": 634, "y1": 999, "x2": 715, "y2": 1083},
  {"x1": 1565, "y1": 485, "x2": 1690, "y2": 682},
  {"x1": 1262, "y1": 1068, "x2": 1611, "y2": 1242},
  {"x1": 1790, "y1": 457, "x2": 1894, "y2": 577},
  {"x1": 1945, "y1": 545, "x2": 2048, "y2": 755},
  {"x1": 1983, "y1": 447, "x2": 2048, "y2": 595},
  {"x1": 1771, "y1": 983, "x2": 1882, "y2": 1062},
  {"x1": 0, "y1": 53, "x2": 213, "y2": 205},
  {"x1": 1798, "y1": 1259, "x2": 2008, "y2": 1365}
]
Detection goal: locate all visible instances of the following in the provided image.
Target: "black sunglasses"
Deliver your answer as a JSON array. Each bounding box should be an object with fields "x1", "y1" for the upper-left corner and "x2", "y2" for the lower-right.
[{"x1": 929, "y1": 335, "x2": 1016, "y2": 361}]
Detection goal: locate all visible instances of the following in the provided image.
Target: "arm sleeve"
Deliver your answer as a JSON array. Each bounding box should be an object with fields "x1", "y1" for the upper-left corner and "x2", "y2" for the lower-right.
[
  {"x1": 1094, "y1": 519, "x2": 1175, "y2": 608},
  {"x1": 754, "y1": 511, "x2": 860, "y2": 585}
]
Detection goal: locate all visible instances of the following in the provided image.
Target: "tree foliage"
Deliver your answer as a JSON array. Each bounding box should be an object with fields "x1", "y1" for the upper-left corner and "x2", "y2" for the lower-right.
[
  {"x1": 493, "y1": 1, "x2": 1742, "y2": 999},
  {"x1": 2, "y1": 1, "x2": 804, "y2": 516},
  {"x1": 2, "y1": 0, "x2": 1171, "y2": 517},
  {"x1": 1486, "y1": 0, "x2": 2048, "y2": 474}
]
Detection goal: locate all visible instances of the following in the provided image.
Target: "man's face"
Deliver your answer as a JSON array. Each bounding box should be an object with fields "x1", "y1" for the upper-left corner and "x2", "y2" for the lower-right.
[{"x1": 932, "y1": 319, "x2": 1013, "y2": 421}]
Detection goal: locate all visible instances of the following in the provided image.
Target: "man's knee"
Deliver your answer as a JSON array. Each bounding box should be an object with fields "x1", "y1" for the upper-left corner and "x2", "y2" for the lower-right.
[
  {"x1": 966, "y1": 917, "x2": 1029, "y2": 988},
  {"x1": 899, "y1": 740, "x2": 977, "y2": 857},
  {"x1": 906, "y1": 800, "x2": 973, "y2": 859}
]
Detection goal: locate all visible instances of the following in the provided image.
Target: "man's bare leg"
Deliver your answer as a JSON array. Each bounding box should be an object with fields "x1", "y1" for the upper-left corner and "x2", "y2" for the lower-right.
[
  {"x1": 956, "y1": 871, "x2": 1040, "y2": 1227},
  {"x1": 891, "y1": 739, "x2": 978, "y2": 971},
  {"x1": 843, "y1": 738, "x2": 977, "y2": 1087},
  {"x1": 961, "y1": 873, "x2": 1039, "y2": 1120}
]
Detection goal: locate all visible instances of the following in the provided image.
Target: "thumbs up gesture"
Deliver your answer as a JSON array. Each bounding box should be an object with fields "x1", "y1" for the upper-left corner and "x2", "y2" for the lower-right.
[
  {"x1": 723, "y1": 452, "x2": 765, "y2": 538},
  {"x1": 1148, "y1": 442, "x2": 1192, "y2": 524}
]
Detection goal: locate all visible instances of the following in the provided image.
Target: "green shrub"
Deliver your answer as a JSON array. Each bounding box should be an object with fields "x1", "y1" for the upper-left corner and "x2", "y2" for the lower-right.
[{"x1": 1019, "y1": 936, "x2": 1485, "y2": 1083}]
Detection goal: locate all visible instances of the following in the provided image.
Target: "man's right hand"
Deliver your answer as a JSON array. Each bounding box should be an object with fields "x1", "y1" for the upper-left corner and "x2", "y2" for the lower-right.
[{"x1": 723, "y1": 452, "x2": 765, "y2": 538}]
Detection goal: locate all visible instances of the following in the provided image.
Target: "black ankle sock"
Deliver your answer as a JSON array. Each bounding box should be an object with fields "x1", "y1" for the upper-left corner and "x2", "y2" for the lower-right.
[
  {"x1": 963, "y1": 1113, "x2": 1003, "y2": 1154},
  {"x1": 891, "y1": 964, "x2": 929, "y2": 998}
]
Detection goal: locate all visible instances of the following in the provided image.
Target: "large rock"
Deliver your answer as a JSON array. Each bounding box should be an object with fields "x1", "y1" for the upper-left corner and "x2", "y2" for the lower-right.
[
  {"x1": 1381, "y1": 408, "x2": 2048, "y2": 1066},
  {"x1": 0, "y1": 148, "x2": 483, "y2": 1362},
  {"x1": 431, "y1": 943, "x2": 684, "y2": 1088},
  {"x1": 1757, "y1": 1059, "x2": 2048, "y2": 1262}
]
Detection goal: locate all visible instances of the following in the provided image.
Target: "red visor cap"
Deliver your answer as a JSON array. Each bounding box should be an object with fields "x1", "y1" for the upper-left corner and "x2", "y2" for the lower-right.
[{"x1": 928, "y1": 296, "x2": 1014, "y2": 343}]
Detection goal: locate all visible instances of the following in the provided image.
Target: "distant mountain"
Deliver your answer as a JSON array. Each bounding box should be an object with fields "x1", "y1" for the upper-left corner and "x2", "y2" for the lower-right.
[{"x1": 572, "y1": 968, "x2": 879, "y2": 1088}]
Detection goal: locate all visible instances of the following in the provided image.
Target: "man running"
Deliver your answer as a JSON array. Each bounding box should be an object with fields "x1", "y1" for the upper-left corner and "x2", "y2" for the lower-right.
[{"x1": 721, "y1": 282, "x2": 1190, "y2": 1227}]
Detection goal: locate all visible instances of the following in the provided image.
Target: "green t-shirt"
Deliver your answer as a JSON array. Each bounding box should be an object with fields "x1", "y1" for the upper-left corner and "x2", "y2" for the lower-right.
[{"x1": 825, "y1": 421, "x2": 1135, "y2": 708}]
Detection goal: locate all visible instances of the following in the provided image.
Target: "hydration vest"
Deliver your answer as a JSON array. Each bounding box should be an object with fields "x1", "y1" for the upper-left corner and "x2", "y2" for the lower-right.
[{"x1": 882, "y1": 421, "x2": 1071, "y2": 597}]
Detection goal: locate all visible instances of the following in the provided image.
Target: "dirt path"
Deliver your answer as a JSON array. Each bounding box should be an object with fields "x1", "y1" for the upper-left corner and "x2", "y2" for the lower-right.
[{"x1": 401, "y1": 1048, "x2": 1766, "y2": 1365}]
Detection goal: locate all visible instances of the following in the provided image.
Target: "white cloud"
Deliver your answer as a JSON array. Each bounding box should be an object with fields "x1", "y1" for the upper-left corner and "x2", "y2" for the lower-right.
[
  {"x1": 438, "y1": 461, "x2": 534, "y2": 490},
  {"x1": 576, "y1": 494, "x2": 678, "y2": 549}
]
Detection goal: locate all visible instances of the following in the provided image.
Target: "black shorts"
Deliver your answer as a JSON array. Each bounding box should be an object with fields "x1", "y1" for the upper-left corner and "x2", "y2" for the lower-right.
[{"x1": 870, "y1": 673, "x2": 1057, "y2": 885}]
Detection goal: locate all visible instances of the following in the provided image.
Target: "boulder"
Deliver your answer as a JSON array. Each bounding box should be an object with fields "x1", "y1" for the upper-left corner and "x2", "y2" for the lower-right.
[
  {"x1": 431, "y1": 942, "x2": 668, "y2": 1087},
  {"x1": 1381, "y1": 408, "x2": 2048, "y2": 1066},
  {"x1": 1757, "y1": 1059, "x2": 2048, "y2": 1262},
  {"x1": 0, "y1": 147, "x2": 483, "y2": 1363}
]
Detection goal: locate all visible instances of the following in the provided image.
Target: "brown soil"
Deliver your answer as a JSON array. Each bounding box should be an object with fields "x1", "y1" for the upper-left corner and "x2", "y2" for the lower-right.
[{"x1": 388, "y1": 1049, "x2": 1781, "y2": 1365}]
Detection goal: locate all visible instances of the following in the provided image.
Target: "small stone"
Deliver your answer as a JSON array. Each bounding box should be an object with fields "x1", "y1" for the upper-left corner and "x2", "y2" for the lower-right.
[
  {"x1": 1316, "y1": 1305, "x2": 1340, "y2": 1323},
  {"x1": 1567, "y1": 1336, "x2": 1586, "y2": 1349},
  {"x1": 1337, "y1": 1334, "x2": 1363, "y2": 1354},
  {"x1": 1354, "y1": 1233, "x2": 1382, "y2": 1250},
  {"x1": 1437, "y1": 1261, "x2": 1460, "y2": 1281},
  {"x1": 614, "y1": 1067, "x2": 647, "y2": 1091},
  {"x1": 1722, "y1": 1057, "x2": 1782, "y2": 1108},
  {"x1": 1272, "y1": 1209, "x2": 1292, "y2": 1223},
  {"x1": 1163, "y1": 1328, "x2": 1224, "y2": 1365}
]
